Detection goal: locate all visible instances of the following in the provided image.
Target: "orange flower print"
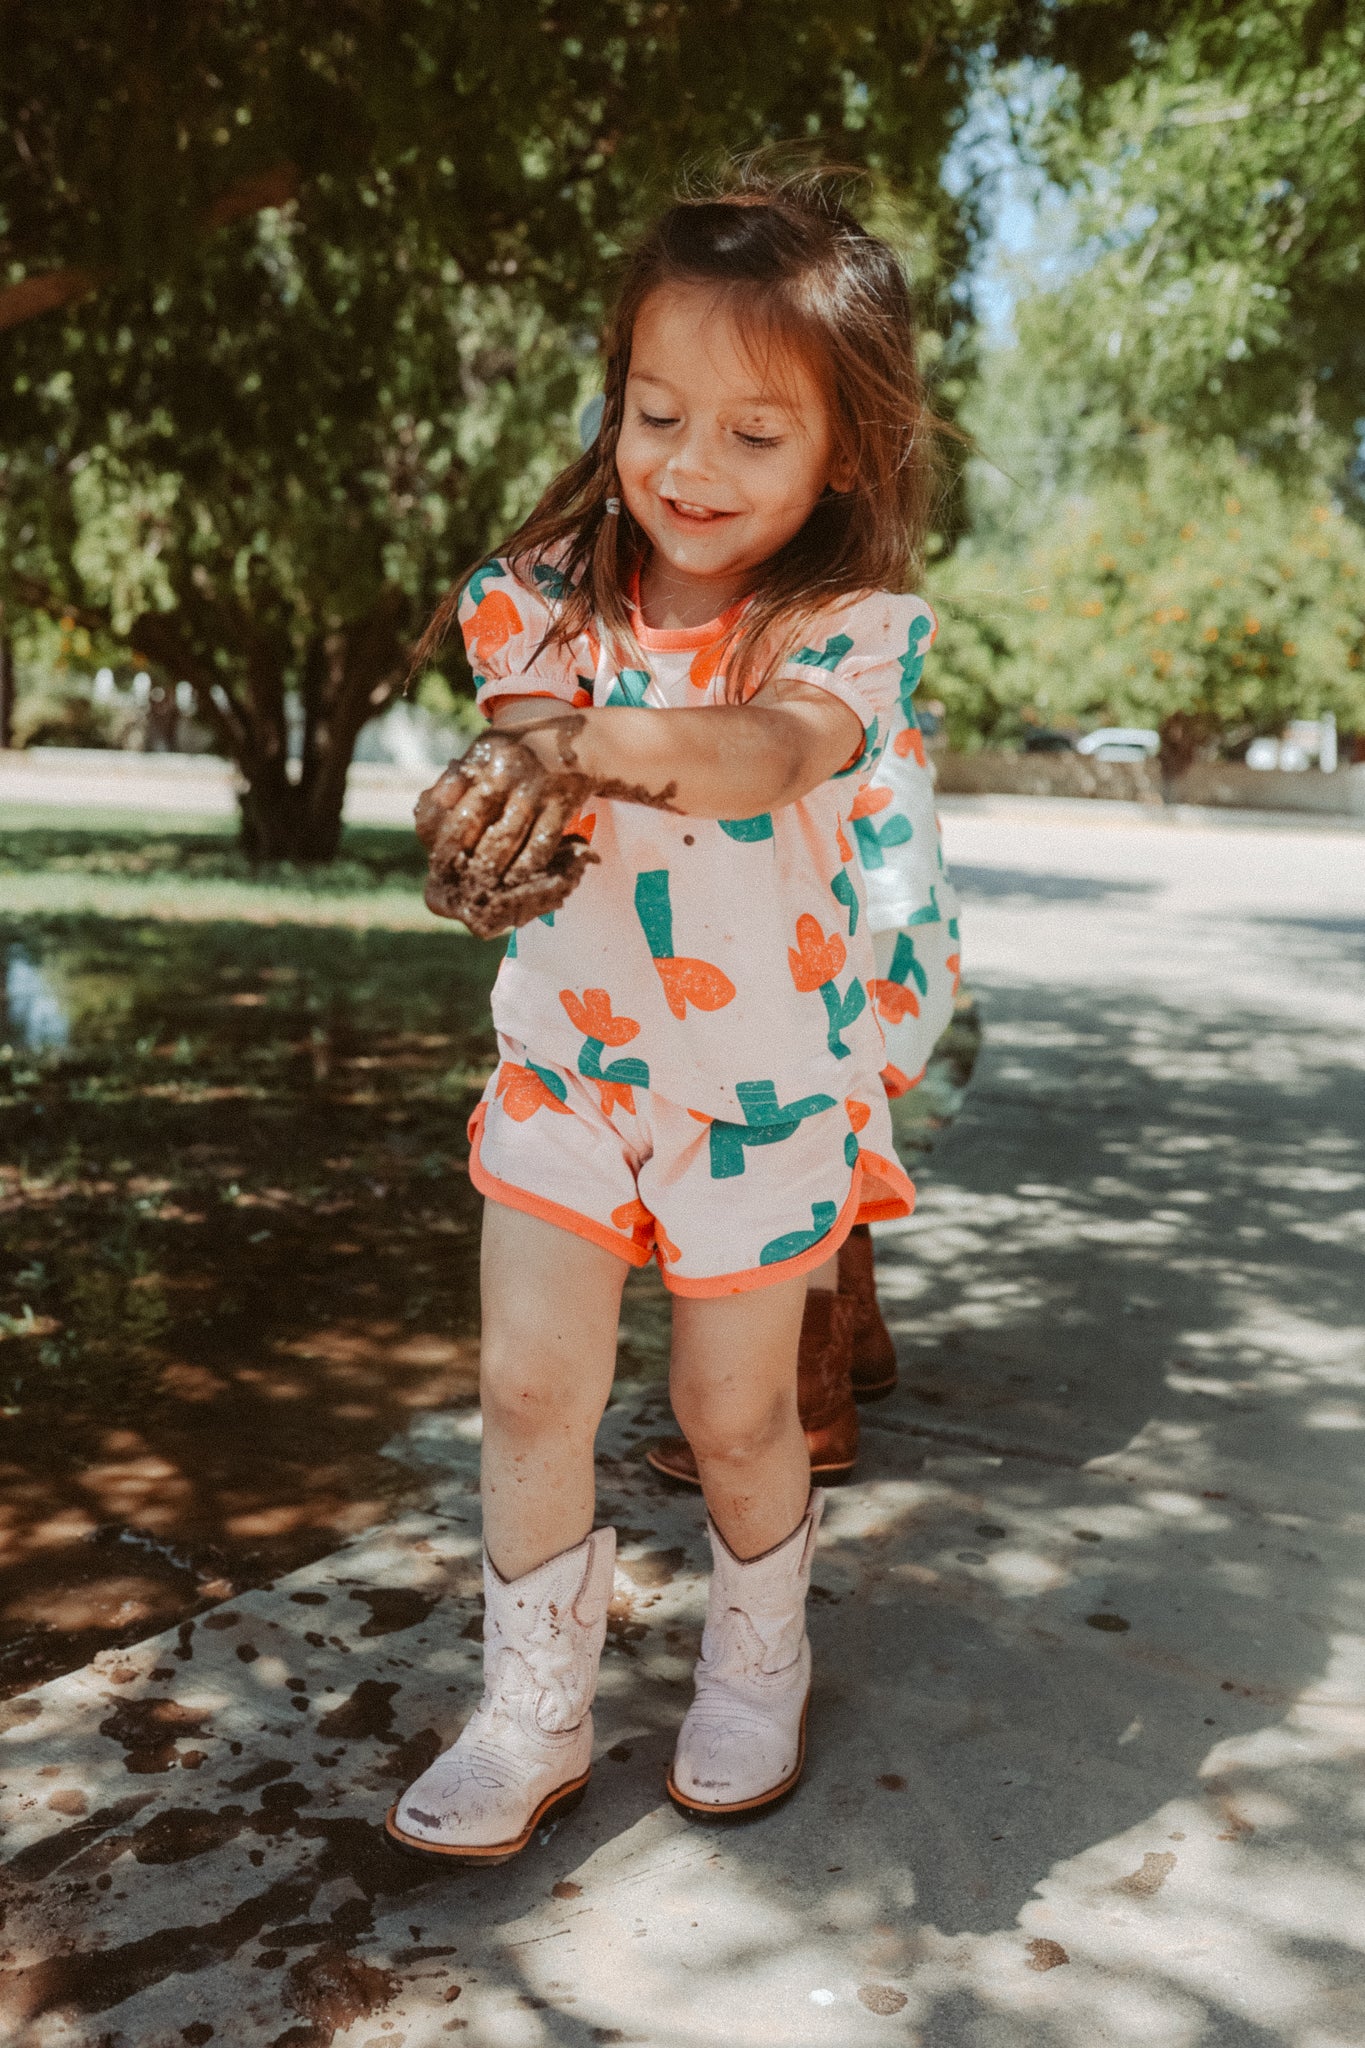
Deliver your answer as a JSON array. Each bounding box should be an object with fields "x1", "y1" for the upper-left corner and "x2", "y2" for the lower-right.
[
  {"x1": 654, "y1": 956, "x2": 736, "y2": 1020},
  {"x1": 611, "y1": 1196, "x2": 655, "y2": 1253},
  {"x1": 495, "y1": 1060, "x2": 573, "y2": 1122},
  {"x1": 880, "y1": 1060, "x2": 922, "y2": 1099},
  {"x1": 835, "y1": 817, "x2": 853, "y2": 864},
  {"x1": 845, "y1": 1097, "x2": 872, "y2": 1134},
  {"x1": 893, "y1": 724, "x2": 928, "y2": 766},
  {"x1": 596, "y1": 1080, "x2": 637, "y2": 1117},
  {"x1": 563, "y1": 809, "x2": 597, "y2": 843},
  {"x1": 689, "y1": 641, "x2": 726, "y2": 692},
  {"x1": 869, "y1": 978, "x2": 921, "y2": 1024},
  {"x1": 849, "y1": 783, "x2": 894, "y2": 821},
  {"x1": 559, "y1": 988, "x2": 640, "y2": 1046},
  {"x1": 788, "y1": 913, "x2": 847, "y2": 993},
  {"x1": 466, "y1": 589, "x2": 524, "y2": 668}
]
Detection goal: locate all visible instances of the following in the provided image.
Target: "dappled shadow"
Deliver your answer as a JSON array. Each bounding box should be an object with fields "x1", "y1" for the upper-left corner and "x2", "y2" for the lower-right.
[
  {"x1": 948, "y1": 864, "x2": 1158, "y2": 906},
  {"x1": 0, "y1": 911, "x2": 498, "y2": 1694},
  {"x1": 1, "y1": 875, "x2": 1362, "y2": 2044}
]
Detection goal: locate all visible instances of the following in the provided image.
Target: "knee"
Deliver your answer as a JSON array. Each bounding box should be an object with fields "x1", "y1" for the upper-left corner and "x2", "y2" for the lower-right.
[
  {"x1": 670, "y1": 1376, "x2": 794, "y2": 1468},
  {"x1": 480, "y1": 1350, "x2": 588, "y2": 1441}
]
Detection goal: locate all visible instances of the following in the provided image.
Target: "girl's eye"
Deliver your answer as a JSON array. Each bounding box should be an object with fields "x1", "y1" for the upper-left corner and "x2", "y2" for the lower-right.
[
  {"x1": 737, "y1": 431, "x2": 783, "y2": 449},
  {"x1": 639, "y1": 411, "x2": 678, "y2": 429}
]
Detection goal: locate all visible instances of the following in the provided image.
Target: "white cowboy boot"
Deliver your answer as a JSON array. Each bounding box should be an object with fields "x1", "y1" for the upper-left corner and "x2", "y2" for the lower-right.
[
  {"x1": 385, "y1": 1526, "x2": 616, "y2": 1863},
  {"x1": 668, "y1": 1491, "x2": 824, "y2": 1816}
]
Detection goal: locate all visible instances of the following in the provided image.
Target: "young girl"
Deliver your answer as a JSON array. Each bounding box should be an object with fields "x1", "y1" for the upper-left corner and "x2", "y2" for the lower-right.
[{"x1": 387, "y1": 167, "x2": 946, "y2": 1863}]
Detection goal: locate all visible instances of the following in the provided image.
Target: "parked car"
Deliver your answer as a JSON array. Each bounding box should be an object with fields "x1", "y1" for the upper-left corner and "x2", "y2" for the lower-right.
[
  {"x1": 1076, "y1": 727, "x2": 1161, "y2": 763},
  {"x1": 1021, "y1": 728, "x2": 1077, "y2": 754}
]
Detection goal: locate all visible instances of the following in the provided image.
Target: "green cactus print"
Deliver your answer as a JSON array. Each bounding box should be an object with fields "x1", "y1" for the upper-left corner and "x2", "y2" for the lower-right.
[
  {"x1": 605, "y1": 668, "x2": 652, "y2": 708},
  {"x1": 829, "y1": 867, "x2": 859, "y2": 935},
  {"x1": 844, "y1": 1129, "x2": 860, "y2": 1167},
  {"x1": 904, "y1": 885, "x2": 942, "y2": 927},
  {"x1": 833, "y1": 713, "x2": 882, "y2": 779},
  {"x1": 532, "y1": 563, "x2": 569, "y2": 601},
  {"x1": 793, "y1": 633, "x2": 854, "y2": 672},
  {"x1": 718, "y1": 813, "x2": 774, "y2": 842},
  {"x1": 577, "y1": 1039, "x2": 650, "y2": 1089},
  {"x1": 708, "y1": 1079, "x2": 837, "y2": 1180},
  {"x1": 760, "y1": 1200, "x2": 839, "y2": 1266},
  {"x1": 851, "y1": 804, "x2": 912, "y2": 868},
  {"x1": 818, "y1": 974, "x2": 867, "y2": 1059},
  {"x1": 884, "y1": 930, "x2": 929, "y2": 996},
  {"x1": 526, "y1": 1058, "x2": 569, "y2": 1103},
  {"x1": 897, "y1": 614, "x2": 933, "y2": 720},
  {"x1": 634, "y1": 871, "x2": 675, "y2": 960},
  {"x1": 465, "y1": 561, "x2": 508, "y2": 607}
]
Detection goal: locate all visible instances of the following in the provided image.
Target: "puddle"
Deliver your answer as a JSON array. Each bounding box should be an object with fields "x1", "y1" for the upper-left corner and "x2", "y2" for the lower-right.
[
  {"x1": 0, "y1": 816, "x2": 978, "y2": 1697},
  {"x1": 4, "y1": 945, "x2": 70, "y2": 1052}
]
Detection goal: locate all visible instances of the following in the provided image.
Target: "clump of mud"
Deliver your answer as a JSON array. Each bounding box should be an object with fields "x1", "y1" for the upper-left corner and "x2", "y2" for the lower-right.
[{"x1": 415, "y1": 730, "x2": 596, "y2": 939}]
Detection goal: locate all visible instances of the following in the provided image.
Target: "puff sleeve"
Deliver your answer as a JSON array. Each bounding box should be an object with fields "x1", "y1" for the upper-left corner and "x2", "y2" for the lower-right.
[
  {"x1": 459, "y1": 557, "x2": 596, "y2": 715},
  {"x1": 776, "y1": 590, "x2": 937, "y2": 783}
]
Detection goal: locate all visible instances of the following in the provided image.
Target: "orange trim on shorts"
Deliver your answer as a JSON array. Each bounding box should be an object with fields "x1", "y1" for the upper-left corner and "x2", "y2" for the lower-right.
[
  {"x1": 662, "y1": 1168, "x2": 866, "y2": 1299},
  {"x1": 854, "y1": 1148, "x2": 916, "y2": 1224},
  {"x1": 467, "y1": 1102, "x2": 651, "y2": 1269}
]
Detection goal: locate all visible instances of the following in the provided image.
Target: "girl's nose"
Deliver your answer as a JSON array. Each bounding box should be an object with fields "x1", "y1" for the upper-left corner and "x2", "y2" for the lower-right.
[{"x1": 661, "y1": 425, "x2": 716, "y2": 488}]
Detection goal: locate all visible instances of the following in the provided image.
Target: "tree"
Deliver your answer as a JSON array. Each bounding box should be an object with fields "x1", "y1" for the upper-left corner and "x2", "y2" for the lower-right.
[
  {"x1": 928, "y1": 438, "x2": 1365, "y2": 756},
  {"x1": 1002, "y1": 1, "x2": 1365, "y2": 473},
  {"x1": 2, "y1": 1, "x2": 1005, "y2": 860}
]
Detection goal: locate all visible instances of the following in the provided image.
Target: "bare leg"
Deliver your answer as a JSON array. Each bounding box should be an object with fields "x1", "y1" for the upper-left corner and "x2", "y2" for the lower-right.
[
  {"x1": 807, "y1": 1252, "x2": 838, "y2": 1291},
  {"x1": 479, "y1": 1201, "x2": 628, "y2": 1580},
  {"x1": 669, "y1": 1275, "x2": 812, "y2": 1559}
]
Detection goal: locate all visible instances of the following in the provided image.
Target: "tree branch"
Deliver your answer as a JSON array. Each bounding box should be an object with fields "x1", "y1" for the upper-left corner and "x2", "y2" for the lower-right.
[{"x1": 0, "y1": 161, "x2": 301, "y2": 333}]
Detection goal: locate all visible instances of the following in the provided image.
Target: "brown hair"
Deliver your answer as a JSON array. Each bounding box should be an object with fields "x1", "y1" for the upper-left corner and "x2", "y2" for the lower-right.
[{"x1": 417, "y1": 160, "x2": 942, "y2": 702}]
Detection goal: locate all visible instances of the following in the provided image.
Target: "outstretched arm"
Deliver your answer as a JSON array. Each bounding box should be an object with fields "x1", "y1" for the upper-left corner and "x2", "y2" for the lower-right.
[
  {"x1": 417, "y1": 683, "x2": 864, "y2": 938},
  {"x1": 489, "y1": 682, "x2": 863, "y2": 817}
]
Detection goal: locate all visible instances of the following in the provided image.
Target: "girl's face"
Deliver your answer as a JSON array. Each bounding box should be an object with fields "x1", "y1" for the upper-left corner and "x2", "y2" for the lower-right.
[{"x1": 617, "y1": 282, "x2": 848, "y2": 616}]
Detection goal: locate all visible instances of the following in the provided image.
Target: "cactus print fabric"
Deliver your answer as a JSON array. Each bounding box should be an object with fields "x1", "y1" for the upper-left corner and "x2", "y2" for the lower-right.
[
  {"x1": 469, "y1": 1031, "x2": 913, "y2": 1295},
  {"x1": 459, "y1": 554, "x2": 952, "y2": 1283}
]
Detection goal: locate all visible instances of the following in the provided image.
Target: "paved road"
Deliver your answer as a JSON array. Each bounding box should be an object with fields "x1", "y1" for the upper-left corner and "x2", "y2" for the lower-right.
[{"x1": 1, "y1": 801, "x2": 1362, "y2": 2047}]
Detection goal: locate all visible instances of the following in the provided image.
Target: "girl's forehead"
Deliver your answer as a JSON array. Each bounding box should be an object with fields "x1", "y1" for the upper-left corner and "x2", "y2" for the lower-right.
[{"x1": 628, "y1": 281, "x2": 821, "y2": 410}]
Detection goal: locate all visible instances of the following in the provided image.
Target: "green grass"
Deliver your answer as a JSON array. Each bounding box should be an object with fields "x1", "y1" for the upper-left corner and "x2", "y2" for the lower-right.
[{"x1": 0, "y1": 812, "x2": 433, "y2": 928}]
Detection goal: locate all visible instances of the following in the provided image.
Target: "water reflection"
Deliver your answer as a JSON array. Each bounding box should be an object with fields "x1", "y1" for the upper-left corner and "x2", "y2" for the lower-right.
[{"x1": 4, "y1": 945, "x2": 70, "y2": 1052}]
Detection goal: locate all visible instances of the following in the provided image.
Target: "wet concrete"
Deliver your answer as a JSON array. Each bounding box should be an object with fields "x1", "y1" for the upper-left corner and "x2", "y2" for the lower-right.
[{"x1": 0, "y1": 801, "x2": 1362, "y2": 2046}]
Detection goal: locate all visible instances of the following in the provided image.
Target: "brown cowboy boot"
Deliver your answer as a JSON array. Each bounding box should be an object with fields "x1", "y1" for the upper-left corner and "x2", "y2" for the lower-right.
[
  {"x1": 646, "y1": 1286, "x2": 859, "y2": 1487},
  {"x1": 839, "y1": 1223, "x2": 898, "y2": 1401}
]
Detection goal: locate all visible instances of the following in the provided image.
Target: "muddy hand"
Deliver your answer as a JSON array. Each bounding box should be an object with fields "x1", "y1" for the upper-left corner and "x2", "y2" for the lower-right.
[{"x1": 416, "y1": 729, "x2": 597, "y2": 936}]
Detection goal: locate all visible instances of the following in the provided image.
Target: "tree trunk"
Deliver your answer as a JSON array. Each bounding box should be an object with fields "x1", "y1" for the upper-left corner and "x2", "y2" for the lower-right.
[
  {"x1": 0, "y1": 631, "x2": 14, "y2": 749},
  {"x1": 236, "y1": 758, "x2": 350, "y2": 864},
  {"x1": 1158, "y1": 710, "x2": 1219, "y2": 787}
]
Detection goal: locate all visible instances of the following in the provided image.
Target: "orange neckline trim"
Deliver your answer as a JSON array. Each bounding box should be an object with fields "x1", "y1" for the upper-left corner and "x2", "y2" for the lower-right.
[{"x1": 628, "y1": 563, "x2": 750, "y2": 653}]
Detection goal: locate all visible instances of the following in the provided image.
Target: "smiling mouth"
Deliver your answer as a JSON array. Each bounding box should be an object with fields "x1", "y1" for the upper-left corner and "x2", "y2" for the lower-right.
[{"x1": 661, "y1": 496, "x2": 736, "y2": 524}]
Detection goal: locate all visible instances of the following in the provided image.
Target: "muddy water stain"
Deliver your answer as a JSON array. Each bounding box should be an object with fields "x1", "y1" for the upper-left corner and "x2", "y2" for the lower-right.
[
  {"x1": 315, "y1": 1681, "x2": 401, "y2": 1743},
  {"x1": 347, "y1": 1587, "x2": 441, "y2": 1637},
  {"x1": 97, "y1": 1695, "x2": 213, "y2": 1773},
  {"x1": 283, "y1": 1944, "x2": 398, "y2": 2034}
]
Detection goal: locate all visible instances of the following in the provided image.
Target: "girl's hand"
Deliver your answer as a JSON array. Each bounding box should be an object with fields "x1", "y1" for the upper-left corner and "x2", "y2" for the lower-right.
[{"x1": 415, "y1": 731, "x2": 598, "y2": 939}]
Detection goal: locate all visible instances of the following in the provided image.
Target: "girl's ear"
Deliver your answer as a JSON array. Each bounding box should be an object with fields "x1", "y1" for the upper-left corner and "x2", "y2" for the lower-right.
[{"x1": 828, "y1": 449, "x2": 857, "y2": 494}]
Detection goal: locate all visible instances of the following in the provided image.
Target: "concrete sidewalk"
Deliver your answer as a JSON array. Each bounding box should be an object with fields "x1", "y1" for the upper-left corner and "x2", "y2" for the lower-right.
[{"x1": 1, "y1": 807, "x2": 1362, "y2": 2047}]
